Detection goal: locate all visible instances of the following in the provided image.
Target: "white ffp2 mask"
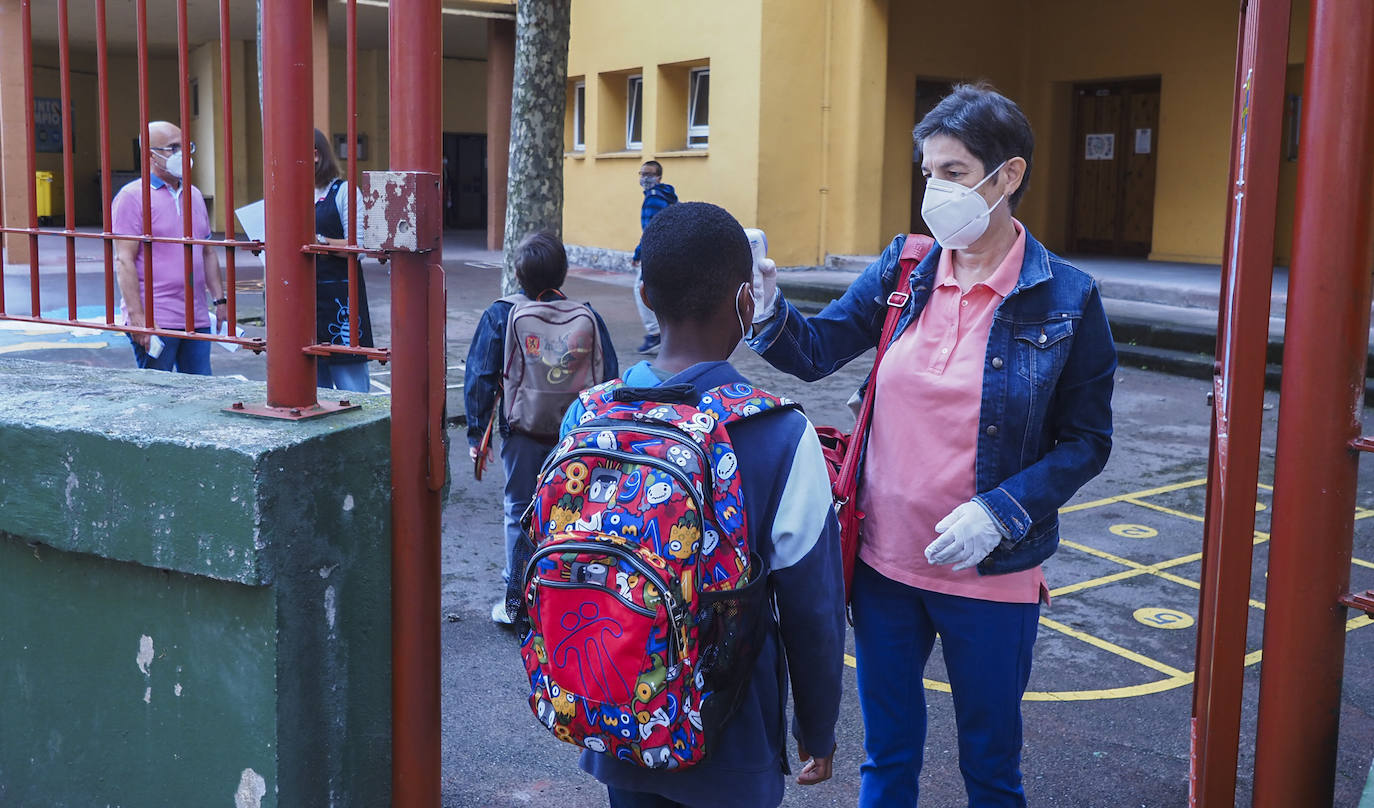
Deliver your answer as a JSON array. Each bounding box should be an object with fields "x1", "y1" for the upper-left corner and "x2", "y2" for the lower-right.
[{"x1": 920, "y1": 161, "x2": 1007, "y2": 250}]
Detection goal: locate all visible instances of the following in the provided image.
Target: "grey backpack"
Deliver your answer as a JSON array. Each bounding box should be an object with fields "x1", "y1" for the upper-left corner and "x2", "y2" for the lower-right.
[{"x1": 501, "y1": 293, "x2": 605, "y2": 441}]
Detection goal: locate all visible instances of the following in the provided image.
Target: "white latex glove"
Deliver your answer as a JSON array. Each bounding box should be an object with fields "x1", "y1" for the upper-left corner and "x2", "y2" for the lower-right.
[
  {"x1": 752, "y1": 257, "x2": 778, "y2": 324},
  {"x1": 925, "y1": 501, "x2": 1005, "y2": 571}
]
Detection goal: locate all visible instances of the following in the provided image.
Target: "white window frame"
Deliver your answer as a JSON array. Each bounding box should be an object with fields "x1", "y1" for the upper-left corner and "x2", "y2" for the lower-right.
[
  {"x1": 687, "y1": 67, "x2": 710, "y2": 149},
  {"x1": 573, "y1": 81, "x2": 586, "y2": 151},
  {"x1": 626, "y1": 74, "x2": 644, "y2": 151}
]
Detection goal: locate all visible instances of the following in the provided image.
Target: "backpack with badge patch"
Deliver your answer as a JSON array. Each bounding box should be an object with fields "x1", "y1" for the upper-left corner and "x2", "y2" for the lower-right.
[
  {"x1": 501, "y1": 292, "x2": 606, "y2": 441},
  {"x1": 516, "y1": 378, "x2": 796, "y2": 769}
]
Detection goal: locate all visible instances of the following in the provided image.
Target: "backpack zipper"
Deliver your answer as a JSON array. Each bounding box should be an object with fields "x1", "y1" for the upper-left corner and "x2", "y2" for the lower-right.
[
  {"x1": 534, "y1": 578, "x2": 656, "y2": 619},
  {"x1": 527, "y1": 539, "x2": 683, "y2": 667}
]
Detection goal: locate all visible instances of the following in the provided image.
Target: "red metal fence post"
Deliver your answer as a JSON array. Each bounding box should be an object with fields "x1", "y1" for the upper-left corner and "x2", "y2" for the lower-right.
[
  {"x1": 389, "y1": 0, "x2": 445, "y2": 804},
  {"x1": 1252, "y1": 1, "x2": 1374, "y2": 804},
  {"x1": 260, "y1": 0, "x2": 318, "y2": 410},
  {"x1": 1188, "y1": 0, "x2": 1291, "y2": 804}
]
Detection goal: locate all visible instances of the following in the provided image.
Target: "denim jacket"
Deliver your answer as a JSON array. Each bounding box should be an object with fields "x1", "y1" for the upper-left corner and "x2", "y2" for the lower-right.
[{"x1": 748, "y1": 230, "x2": 1115, "y2": 574}]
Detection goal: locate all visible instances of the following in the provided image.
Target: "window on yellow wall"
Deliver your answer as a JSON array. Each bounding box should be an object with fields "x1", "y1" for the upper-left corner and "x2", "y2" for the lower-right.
[
  {"x1": 627, "y1": 75, "x2": 644, "y2": 150},
  {"x1": 574, "y1": 82, "x2": 586, "y2": 151},
  {"x1": 687, "y1": 68, "x2": 709, "y2": 149}
]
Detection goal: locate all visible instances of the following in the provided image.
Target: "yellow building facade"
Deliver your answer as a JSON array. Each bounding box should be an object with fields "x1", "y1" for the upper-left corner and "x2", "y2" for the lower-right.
[{"x1": 563, "y1": 0, "x2": 1313, "y2": 268}]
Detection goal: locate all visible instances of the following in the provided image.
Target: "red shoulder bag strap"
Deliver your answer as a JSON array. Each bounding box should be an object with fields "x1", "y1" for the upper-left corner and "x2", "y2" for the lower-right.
[{"x1": 834, "y1": 235, "x2": 935, "y2": 499}]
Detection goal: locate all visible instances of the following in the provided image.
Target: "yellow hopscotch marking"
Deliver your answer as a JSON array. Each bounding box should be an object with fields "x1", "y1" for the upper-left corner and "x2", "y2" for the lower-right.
[
  {"x1": 839, "y1": 478, "x2": 1374, "y2": 701},
  {"x1": 1059, "y1": 478, "x2": 1207, "y2": 515},
  {"x1": 1122, "y1": 497, "x2": 1206, "y2": 523}
]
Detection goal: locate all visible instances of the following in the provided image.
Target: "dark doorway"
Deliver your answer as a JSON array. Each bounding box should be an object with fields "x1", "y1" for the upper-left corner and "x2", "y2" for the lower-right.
[
  {"x1": 910, "y1": 78, "x2": 956, "y2": 235},
  {"x1": 443, "y1": 132, "x2": 487, "y2": 230},
  {"x1": 1069, "y1": 78, "x2": 1161, "y2": 256}
]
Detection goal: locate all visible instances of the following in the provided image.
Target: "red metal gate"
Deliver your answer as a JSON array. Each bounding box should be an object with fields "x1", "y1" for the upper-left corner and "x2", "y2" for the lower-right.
[
  {"x1": 0, "y1": 0, "x2": 447, "y2": 802},
  {"x1": 1194, "y1": 0, "x2": 1374, "y2": 805}
]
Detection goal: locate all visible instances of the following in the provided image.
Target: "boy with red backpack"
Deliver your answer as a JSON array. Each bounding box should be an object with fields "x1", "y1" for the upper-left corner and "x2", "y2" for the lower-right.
[
  {"x1": 515, "y1": 203, "x2": 845, "y2": 807},
  {"x1": 465, "y1": 230, "x2": 619, "y2": 625}
]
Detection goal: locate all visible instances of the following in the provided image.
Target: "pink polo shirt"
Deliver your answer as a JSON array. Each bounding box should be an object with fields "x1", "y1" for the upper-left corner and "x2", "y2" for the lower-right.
[
  {"x1": 858, "y1": 222, "x2": 1048, "y2": 604},
  {"x1": 112, "y1": 176, "x2": 211, "y2": 330}
]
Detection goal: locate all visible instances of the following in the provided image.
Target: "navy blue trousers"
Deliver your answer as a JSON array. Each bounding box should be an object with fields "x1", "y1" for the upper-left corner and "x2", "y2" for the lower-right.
[{"x1": 852, "y1": 560, "x2": 1039, "y2": 807}]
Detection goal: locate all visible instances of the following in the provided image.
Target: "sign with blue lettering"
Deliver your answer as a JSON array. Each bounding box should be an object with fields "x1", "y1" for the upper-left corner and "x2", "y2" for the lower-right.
[{"x1": 35, "y1": 97, "x2": 65, "y2": 153}]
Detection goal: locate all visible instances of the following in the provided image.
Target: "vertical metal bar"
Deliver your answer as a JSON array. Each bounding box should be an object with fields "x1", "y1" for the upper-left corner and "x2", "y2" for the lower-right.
[
  {"x1": 1188, "y1": 1, "x2": 1292, "y2": 805},
  {"x1": 57, "y1": 0, "x2": 75, "y2": 319},
  {"x1": 97, "y1": 0, "x2": 114, "y2": 324},
  {"x1": 485, "y1": 19, "x2": 515, "y2": 252},
  {"x1": 177, "y1": 0, "x2": 193, "y2": 333},
  {"x1": 219, "y1": 0, "x2": 236, "y2": 329},
  {"x1": 136, "y1": 0, "x2": 153, "y2": 330},
  {"x1": 21, "y1": 0, "x2": 37, "y2": 315},
  {"x1": 1252, "y1": 0, "x2": 1374, "y2": 803},
  {"x1": 346, "y1": 0, "x2": 358, "y2": 347},
  {"x1": 261, "y1": 0, "x2": 318, "y2": 408},
  {"x1": 389, "y1": 0, "x2": 444, "y2": 802}
]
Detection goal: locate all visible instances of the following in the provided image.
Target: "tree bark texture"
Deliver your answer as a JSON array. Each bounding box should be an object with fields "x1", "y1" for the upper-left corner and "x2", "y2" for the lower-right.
[{"x1": 501, "y1": 0, "x2": 571, "y2": 295}]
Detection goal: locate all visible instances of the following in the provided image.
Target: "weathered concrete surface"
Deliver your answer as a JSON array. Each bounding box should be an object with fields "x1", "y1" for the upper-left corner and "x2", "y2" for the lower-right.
[{"x1": 0, "y1": 357, "x2": 392, "y2": 807}]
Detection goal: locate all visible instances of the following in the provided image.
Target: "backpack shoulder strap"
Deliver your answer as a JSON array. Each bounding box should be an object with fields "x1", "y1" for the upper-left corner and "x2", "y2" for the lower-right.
[
  {"x1": 700, "y1": 383, "x2": 801, "y2": 427},
  {"x1": 499, "y1": 292, "x2": 530, "y2": 306}
]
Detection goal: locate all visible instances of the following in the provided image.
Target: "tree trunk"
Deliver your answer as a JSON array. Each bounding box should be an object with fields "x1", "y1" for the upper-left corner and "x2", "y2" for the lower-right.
[{"x1": 501, "y1": 0, "x2": 572, "y2": 295}]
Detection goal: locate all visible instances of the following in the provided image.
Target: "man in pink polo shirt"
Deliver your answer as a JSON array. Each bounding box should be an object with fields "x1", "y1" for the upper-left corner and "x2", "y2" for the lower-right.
[{"x1": 113, "y1": 121, "x2": 226, "y2": 374}]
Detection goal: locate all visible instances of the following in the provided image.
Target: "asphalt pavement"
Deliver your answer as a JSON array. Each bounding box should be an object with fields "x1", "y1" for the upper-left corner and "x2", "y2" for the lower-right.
[{"x1": 3, "y1": 231, "x2": 1373, "y2": 807}]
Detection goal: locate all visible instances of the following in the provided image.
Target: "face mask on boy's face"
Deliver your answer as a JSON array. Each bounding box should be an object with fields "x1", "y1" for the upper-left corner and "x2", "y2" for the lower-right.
[{"x1": 639, "y1": 173, "x2": 659, "y2": 190}]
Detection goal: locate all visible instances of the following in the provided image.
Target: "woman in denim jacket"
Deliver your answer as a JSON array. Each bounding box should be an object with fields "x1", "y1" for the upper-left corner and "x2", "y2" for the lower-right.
[{"x1": 748, "y1": 84, "x2": 1115, "y2": 807}]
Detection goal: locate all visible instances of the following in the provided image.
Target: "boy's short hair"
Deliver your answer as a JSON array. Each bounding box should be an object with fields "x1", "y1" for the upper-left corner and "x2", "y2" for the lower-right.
[
  {"x1": 640, "y1": 202, "x2": 751, "y2": 323},
  {"x1": 641, "y1": 160, "x2": 663, "y2": 178},
  {"x1": 514, "y1": 230, "x2": 569, "y2": 295}
]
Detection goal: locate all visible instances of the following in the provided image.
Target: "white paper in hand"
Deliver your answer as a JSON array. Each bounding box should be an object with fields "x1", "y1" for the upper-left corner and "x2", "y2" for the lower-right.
[
  {"x1": 234, "y1": 199, "x2": 266, "y2": 243},
  {"x1": 208, "y1": 311, "x2": 246, "y2": 352}
]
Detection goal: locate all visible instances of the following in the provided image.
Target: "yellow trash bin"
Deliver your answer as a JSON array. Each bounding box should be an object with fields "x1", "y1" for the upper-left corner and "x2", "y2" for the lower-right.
[{"x1": 34, "y1": 171, "x2": 53, "y2": 222}]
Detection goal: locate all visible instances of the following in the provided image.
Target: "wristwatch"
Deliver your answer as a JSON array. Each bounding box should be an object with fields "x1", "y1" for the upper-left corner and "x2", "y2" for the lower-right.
[{"x1": 212, "y1": 297, "x2": 228, "y2": 306}]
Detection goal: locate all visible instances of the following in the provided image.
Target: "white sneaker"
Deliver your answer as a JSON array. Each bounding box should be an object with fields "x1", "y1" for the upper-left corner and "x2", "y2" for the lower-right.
[{"x1": 491, "y1": 599, "x2": 513, "y2": 625}]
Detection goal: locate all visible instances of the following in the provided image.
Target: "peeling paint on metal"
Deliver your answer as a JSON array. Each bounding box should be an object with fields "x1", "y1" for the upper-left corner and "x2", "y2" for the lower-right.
[
  {"x1": 235, "y1": 768, "x2": 267, "y2": 808},
  {"x1": 325, "y1": 585, "x2": 337, "y2": 632},
  {"x1": 174, "y1": 682, "x2": 183, "y2": 697},
  {"x1": 64, "y1": 472, "x2": 77, "y2": 509},
  {"x1": 319, "y1": 564, "x2": 337, "y2": 579},
  {"x1": 143, "y1": 686, "x2": 151, "y2": 704},
  {"x1": 136, "y1": 635, "x2": 154, "y2": 675},
  {"x1": 343, "y1": 494, "x2": 355, "y2": 512}
]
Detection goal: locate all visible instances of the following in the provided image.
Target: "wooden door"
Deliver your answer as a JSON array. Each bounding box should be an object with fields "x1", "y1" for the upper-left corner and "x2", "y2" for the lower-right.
[
  {"x1": 1070, "y1": 79, "x2": 1161, "y2": 255},
  {"x1": 911, "y1": 78, "x2": 955, "y2": 235}
]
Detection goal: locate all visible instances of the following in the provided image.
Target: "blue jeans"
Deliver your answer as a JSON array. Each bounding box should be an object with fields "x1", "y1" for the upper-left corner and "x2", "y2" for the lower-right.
[
  {"x1": 317, "y1": 359, "x2": 370, "y2": 392},
  {"x1": 501, "y1": 432, "x2": 554, "y2": 584},
  {"x1": 129, "y1": 328, "x2": 212, "y2": 375},
  {"x1": 607, "y1": 787, "x2": 688, "y2": 808},
  {"x1": 852, "y1": 561, "x2": 1039, "y2": 808}
]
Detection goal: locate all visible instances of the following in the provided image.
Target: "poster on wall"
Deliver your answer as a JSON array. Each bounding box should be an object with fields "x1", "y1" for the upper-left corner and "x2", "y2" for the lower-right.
[
  {"x1": 1085, "y1": 133, "x2": 1115, "y2": 160},
  {"x1": 1135, "y1": 128, "x2": 1153, "y2": 154},
  {"x1": 35, "y1": 97, "x2": 65, "y2": 153}
]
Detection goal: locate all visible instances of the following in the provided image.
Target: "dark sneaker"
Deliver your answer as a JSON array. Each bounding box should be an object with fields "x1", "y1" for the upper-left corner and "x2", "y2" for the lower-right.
[
  {"x1": 490, "y1": 599, "x2": 514, "y2": 626},
  {"x1": 637, "y1": 334, "x2": 661, "y2": 354}
]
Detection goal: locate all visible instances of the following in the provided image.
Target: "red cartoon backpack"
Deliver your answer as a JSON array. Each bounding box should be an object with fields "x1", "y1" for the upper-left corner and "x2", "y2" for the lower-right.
[{"x1": 517, "y1": 379, "x2": 796, "y2": 769}]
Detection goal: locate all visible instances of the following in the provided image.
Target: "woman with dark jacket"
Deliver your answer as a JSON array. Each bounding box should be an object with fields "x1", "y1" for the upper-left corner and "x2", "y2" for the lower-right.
[
  {"x1": 312, "y1": 127, "x2": 374, "y2": 392},
  {"x1": 749, "y1": 84, "x2": 1116, "y2": 807}
]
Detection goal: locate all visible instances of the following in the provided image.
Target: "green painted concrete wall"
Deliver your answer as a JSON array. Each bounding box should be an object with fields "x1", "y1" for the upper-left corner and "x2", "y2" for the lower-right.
[{"x1": 0, "y1": 358, "x2": 392, "y2": 807}]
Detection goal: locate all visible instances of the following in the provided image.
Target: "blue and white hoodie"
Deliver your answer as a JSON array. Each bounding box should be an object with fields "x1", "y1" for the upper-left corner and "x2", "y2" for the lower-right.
[{"x1": 560, "y1": 360, "x2": 846, "y2": 808}]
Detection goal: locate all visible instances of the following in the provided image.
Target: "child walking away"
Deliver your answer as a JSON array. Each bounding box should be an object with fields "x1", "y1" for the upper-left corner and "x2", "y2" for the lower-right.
[
  {"x1": 465, "y1": 231, "x2": 619, "y2": 625},
  {"x1": 514, "y1": 203, "x2": 845, "y2": 808}
]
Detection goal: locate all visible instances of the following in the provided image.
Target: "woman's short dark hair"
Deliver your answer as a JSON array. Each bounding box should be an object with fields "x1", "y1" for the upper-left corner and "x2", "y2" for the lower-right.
[
  {"x1": 514, "y1": 231, "x2": 569, "y2": 295},
  {"x1": 913, "y1": 83, "x2": 1034, "y2": 209},
  {"x1": 313, "y1": 128, "x2": 340, "y2": 188}
]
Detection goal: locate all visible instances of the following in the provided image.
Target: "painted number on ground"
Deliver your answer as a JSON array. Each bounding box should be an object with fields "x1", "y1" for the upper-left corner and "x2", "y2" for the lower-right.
[
  {"x1": 1133, "y1": 607, "x2": 1195, "y2": 629},
  {"x1": 1110, "y1": 523, "x2": 1158, "y2": 538}
]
